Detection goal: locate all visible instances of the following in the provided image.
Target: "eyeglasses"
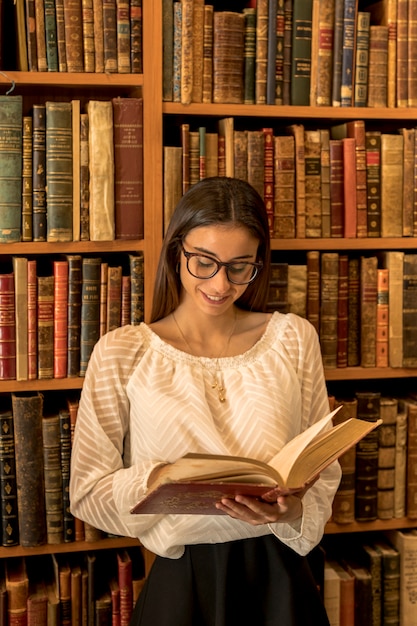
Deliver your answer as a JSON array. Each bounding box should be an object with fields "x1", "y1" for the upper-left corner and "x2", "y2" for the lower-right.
[{"x1": 181, "y1": 247, "x2": 263, "y2": 285}]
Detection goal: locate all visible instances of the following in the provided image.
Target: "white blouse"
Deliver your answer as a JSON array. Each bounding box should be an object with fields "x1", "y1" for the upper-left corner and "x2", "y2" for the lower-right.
[{"x1": 70, "y1": 312, "x2": 341, "y2": 559}]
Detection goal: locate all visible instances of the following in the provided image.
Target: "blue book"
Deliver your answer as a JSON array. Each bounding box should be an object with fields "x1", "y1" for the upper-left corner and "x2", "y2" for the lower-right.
[{"x1": 340, "y1": 0, "x2": 359, "y2": 107}]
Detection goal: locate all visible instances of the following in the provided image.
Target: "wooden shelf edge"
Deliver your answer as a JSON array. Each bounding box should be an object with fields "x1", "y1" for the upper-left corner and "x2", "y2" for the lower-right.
[
  {"x1": 0, "y1": 378, "x2": 84, "y2": 393},
  {"x1": 325, "y1": 518, "x2": 417, "y2": 534},
  {"x1": 0, "y1": 536, "x2": 140, "y2": 559},
  {"x1": 0, "y1": 240, "x2": 145, "y2": 255},
  {"x1": 271, "y1": 237, "x2": 417, "y2": 251},
  {"x1": 324, "y1": 367, "x2": 417, "y2": 381},
  {"x1": 0, "y1": 71, "x2": 143, "y2": 89}
]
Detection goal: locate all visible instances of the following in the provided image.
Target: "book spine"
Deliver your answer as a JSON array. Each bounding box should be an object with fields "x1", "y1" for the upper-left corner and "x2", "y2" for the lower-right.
[
  {"x1": 340, "y1": 0, "x2": 357, "y2": 107},
  {"x1": 106, "y1": 265, "x2": 122, "y2": 332},
  {"x1": 376, "y1": 268, "x2": 389, "y2": 368},
  {"x1": 397, "y1": 0, "x2": 408, "y2": 107},
  {"x1": 129, "y1": 253, "x2": 144, "y2": 325},
  {"x1": 180, "y1": 0, "x2": 193, "y2": 105},
  {"x1": 82, "y1": 0, "x2": 95, "y2": 72},
  {"x1": 172, "y1": 1, "x2": 182, "y2": 103},
  {"x1": 291, "y1": 0, "x2": 313, "y2": 105},
  {"x1": 130, "y1": 0, "x2": 142, "y2": 73},
  {"x1": 367, "y1": 25, "x2": 389, "y2": 107},
  {"x1": 80, "y1": 257, "x2": 101, "y2": 376},
  {"x1": 0, "y1": 409, "x2": 19, "y2": 546},
  {"x1": 283, "y1": 0, "x2": 293, "y2": 105},
  {"x1": 365, "y1": 130, "x2": 382, "y2": 237},
  {"x1": 331, "y1": 0, "x2": 344, "y2": 106},
  {"x1": 273, "y1": 135, "x2": 296, "y2": 238},
  {"x1": 21, "y1": 116, "x2": 33, "y2": 242},
  {"x1": 34, "y1": 0, "x2": 47, "y2": 71},
  {"x1": 37, "y1": 274, "x2": 54, "y2": 380},
  {"x1": 42, "y1": 414, "x2": 64, "y2": 544},
  {"x1": 13, "y1": 257, "x2": 28, "y2": 382},
  {"x1": 403, "y1": 253, "x2": 417, "y2": 367},
  {"x1": 381, "y1": 133, "x2": 404, "y2": 237},
  {"x1": 346, "y1": 119, "x2": 367, "y2": 238},
  {"x1": 213, "y1": 12, "x2": 245, "y2": 105},
  {"x1": 202, "y1": 4, "x2": 213, "y2": 104},
  {"x1": 103, "y1": 0, "x2": 118, "y2": 72},
  {"x1": 93, "y1": 0, "x2": 104, "y2": 72},
  {"x1": 25, "y1": 0, "x2": 38, "y2": 70},
  {"x1": 66, "y1": 255, "x2": 82, "y2": 377},
  {"x1": 79, "y1": 113, "x2": 90, "y2": 241},
  {"x1": 360, "y1": 255, "x2": 378, "y2": 367},
  {"x1": 0, "y1": 273, "x2": 16, "y2": 381},
  {"x1": 53, "y1": 261, "x2": 69, "y2": 379},
  {"x1": 44, "y1": 0, "x2": 59, "y2": 71},
  {"x1": 347, "y1": 256, "x2": 360, "y2": 367},
  {"x1": 27, "y1": 260, "x2": 37, "y2": 380},
  {"x1": 255, "y1": 0, "x2": 268, "y2": 105},
  {"x1": 0, "y1": 96, "x2": 23, "y2": 244},
  {"x1": 353, "y1": 11, "x2": 370, "y2": 107},
  {"x1": 331, "y1": 398, "x2": 357, "y2": 524},
  {"x1": 329, "y1": 139, "x2": 344, "y2": 237},
  {"x1": 336, "y1": 254, "x2": 349, "y2": 368},
  {"x1": 191, "y1": 0, "x2": 204, "y2": 103},
  {"x1": 315, "y1": 0, "x2": 335, "y2": 106},
  {"x1": 63, "y1": 0, "x2": 84, "y2": 71},
  {"x1": 377, "y1": 398, "x2": 398, "y2": 520},
  {"x1": 55, "y1": 0, "x2": 68, "y2": 71},
  {"x1": 319, "y1": 252, "x2": 339, "y2": 368},
  {"x1": 32, "y1": 104, "x2": 47, "y2": 243},
  {"x1": 59, "y1": 409, "x2": 74, "y2": 542},
  {"x1": 116, "y1": 0, "x2": 130, "y2": 73},
  {"x1": 355, "y1": 391, "x2": 381, "y2": 522},
  {"x1": 304, "y1": 130, "x2": 322, "y2": 238},
  {"x1": 266, "y1": 0, "x2": 278, "y2": 106}
]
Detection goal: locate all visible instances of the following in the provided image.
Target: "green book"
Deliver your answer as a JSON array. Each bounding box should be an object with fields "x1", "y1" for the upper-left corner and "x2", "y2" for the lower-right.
[{"x1": 0, "y1": 96, "x2": 23, "y2": 243}]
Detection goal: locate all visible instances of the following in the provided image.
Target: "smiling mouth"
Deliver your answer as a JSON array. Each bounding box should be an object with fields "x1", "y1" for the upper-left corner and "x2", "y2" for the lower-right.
[{"x1": 205, "y1": 293, "x2": 227, "y2": 302}]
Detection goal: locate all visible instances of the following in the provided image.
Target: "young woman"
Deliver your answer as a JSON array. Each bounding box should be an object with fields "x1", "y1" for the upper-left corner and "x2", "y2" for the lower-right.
[{"x1": 70, "y1": 177, "x2": 341, "y2": 625}]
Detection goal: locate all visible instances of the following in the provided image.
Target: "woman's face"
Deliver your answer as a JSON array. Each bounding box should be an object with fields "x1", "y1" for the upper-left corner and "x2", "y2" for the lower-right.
[{"x1": 179, "y1": 223, "x2": 260, "y2": 316}]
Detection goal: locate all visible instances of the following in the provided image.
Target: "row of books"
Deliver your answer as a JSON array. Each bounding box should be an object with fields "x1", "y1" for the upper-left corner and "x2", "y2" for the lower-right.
[
  {"x1": 164, "y1": 117, "x2": 417, "y2": 240},
  {"x1": 0, "y1": 253, "x2": 144, "y2": 382},
  {"x1": 269, "y1": 251, "x2": 415, "y2": 370},
  {"x1": 330, "y1": 392, "x2": 417, "y2": 525},
  {"x1": 162, "y1": 0, "x2": 404, "y2": 108},
  {"x1": 0, "y1": 95, "x2": 143, "y2": 244},
  {"x1": 0, "y1": 546, "x2": 145, "y2": 626},
  {"x1": 12, "y1": 0, "x2": 142, "y2": 73}
]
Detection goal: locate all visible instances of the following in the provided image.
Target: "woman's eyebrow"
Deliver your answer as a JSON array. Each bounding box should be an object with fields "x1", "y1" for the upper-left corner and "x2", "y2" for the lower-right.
[{"x1": 190, "y1": 245, "x2": 255, "y2": 261}]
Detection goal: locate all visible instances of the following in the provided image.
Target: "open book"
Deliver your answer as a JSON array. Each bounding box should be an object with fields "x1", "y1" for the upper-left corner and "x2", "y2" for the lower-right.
[{"x1": 131, "y1": 407, "x2": 382, "y2": 515}]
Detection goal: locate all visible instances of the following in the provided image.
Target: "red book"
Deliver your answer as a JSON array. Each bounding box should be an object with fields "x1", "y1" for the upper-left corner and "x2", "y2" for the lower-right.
[
  {"x1": 117, "y1": 551, "x2": 133, "y2": 626},
  {"x1": 329, "y1": 139, "x2": 344, "y2": 237},
  {"x1": 53, "y1": 260, "x2": 69, "y2": 378},
  {"x1": 376, "y1": 268, "x2": 389, "y2": 367},
  {"x1": 263, "y1": 127, "x2": 274, "y2": 236},
  {"x1": 27, "y1": 260, "x2": 37, "y2": 380},
  {"x1": 0, "y1": 272, "x2": 16, "y2": 380},
  {"x1": 342, "y1": 137, "x2": 357, "y2": 238},
  {"x1": 112, "y1": 98, "x2": 144, "y2": 240},
  {"x1": 346, "y1": 120, "x2": 367, "y2": 238},
  {"x1": 337, "y1": 255, "x2": 349, "y2": 368}
]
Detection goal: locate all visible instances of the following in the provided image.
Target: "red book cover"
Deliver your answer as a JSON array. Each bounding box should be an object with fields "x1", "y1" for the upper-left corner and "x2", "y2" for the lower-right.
[
  {"x1": 342, "y1": 137, "x2": 357, "y2": 238},
  {"x1": 329, "y1": 139, "x2": 344, "y2": 237},
  {"x1": 53, "y1": 260, "x2": 69, "y2": 378},
  {"x1": 27, "y1": 260, "x2": 37, "y2": 380},
  {"x1": 0, "y1": 272, "x2": 16, "y2": 380},
  {"x1": 117, "y1": 551, "x2": 133, "y2": 626}
]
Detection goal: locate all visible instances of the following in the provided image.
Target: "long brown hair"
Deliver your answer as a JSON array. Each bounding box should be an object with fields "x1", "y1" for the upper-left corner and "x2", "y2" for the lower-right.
[{"x1": 150, "y1": 177, "x2": 271, "y2": 322}]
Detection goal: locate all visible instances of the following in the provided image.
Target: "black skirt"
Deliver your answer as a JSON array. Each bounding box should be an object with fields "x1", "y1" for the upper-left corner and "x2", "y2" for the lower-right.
[{"x1": 130, "y1": 535, "x2": 330, "y2": 626}]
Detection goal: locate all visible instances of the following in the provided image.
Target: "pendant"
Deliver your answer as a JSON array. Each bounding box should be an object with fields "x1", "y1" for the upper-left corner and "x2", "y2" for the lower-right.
[{"x1": 211, "y1": 374, "x2": 226, "y2": 403}]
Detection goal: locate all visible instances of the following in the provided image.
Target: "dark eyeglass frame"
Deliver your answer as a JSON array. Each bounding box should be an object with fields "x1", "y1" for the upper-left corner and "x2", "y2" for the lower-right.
[{"x1": 181, "y1": 246, "x2": 263, "y2": 285}]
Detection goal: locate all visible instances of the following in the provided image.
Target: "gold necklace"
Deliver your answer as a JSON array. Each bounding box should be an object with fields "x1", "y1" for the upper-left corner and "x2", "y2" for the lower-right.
[{"x1": 171, "y1": 310, "x2": 237, "y2": 403}]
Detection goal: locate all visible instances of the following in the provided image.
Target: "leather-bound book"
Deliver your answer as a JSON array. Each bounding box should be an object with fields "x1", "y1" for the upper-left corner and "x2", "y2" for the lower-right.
[
  {"x1": 12, "y1": 257, "x2": 28, "y2": 382},
  {"x1": 163, "y1": 146, "x2": 182, "y2": 234},
  {"x1": 0, "y1": 407, "x2": 19, "y2": 546},
  {"x1": 0, "y1": 562, "x2": 6, "y2": 626},
  {"x1": 247, "y1": 130, "x2": 264, "y2": 202},
  {"x1": 59, "y1": 407, "x2": 74, "y2": 542},
  {"x1": 45, "y1": 101, "x2": 73, "y2": 242},
  {"x1": 342, "y1": 137, "x2": 357, "y2": 239},
  {"x1": 283, "y1": 0, "x2": 293, "y2": 105},
  {"x1": 346, "y1": 120, "x2": 367, "y2": 238},
  {"x1": 233, "y1": 130, "x2": 248, "y2": 182},
  {"x1": 356, "y1": 543, "x2": 382, "y2": 626},
  {"x1": 88, "y1": 100, "x2": 115, "y2": 241},
  {"x1": 403, "y1": 253, "x2": 417, "y2": 367},
  {"x1": 331, "y1": 398, "x2": 358, "y2": 524},
  {"x1": 117, "y1": 550, "x2": 133, "y2": 626},
  {"x1": 273, "y1": 134, "x2": 296, "y2": 238},
  {"x1": 80, "y1": 113, "x2": 90, "y2": 241},
  {"x1": 365, "y1": 130, "x2": 381, "y2": 237},
  {"x1": 275, "y1": 0, "x2": 285, "y2": 105},
  {"x1": 353, "y1": 11, "x2": 370, "y2": 107},
  {"x1": 304, "y1": 129, "x2": 322, "y2": 238},
  {"x1": 320, "y1": 129, "x2": 331, "y2": 238},
  {"x1": 180, "y1": 122, "x2": 190, "y2": 194},
  {"x1": 34, "y1": 0, "x2": 47, "y2": 71},
  {"x1": 329, "y1": 139, "x2": 344, "y2": 238},
  {"x1": 37, "y1": 274, "x2": 54, "y2": 380},
  {"x1": 100, "y1": 262, "x2": 108, "y2": 337},
  {"x1": 372, "y1": 539, "x2": 400, "y2": 625},
  {"x1": 202, "y1": 4, "x2": 214, "y2": 103},
  {"x1": 367, "y1": 0, "x2": 397, "y2": 107},
  {"x1": 319, "y1": 252, "x2": 339, "y2": 369},
  {"x1": 121, "y1": 275, "x2": 131, "y2": 327},
  {"x1": 287, "y1": 124, "x2": 306, "y2": 237},
  {"x1": 287, "y1": 264, "x2": 307, "y2": 318},
  {"x1": 42, "y1": 413, "x2": 64, "y2": 545},
  {"x1": 243, "y1": 7, "x2": 256, "y2": 104},
  {"x1": 63, "y1": 0, "x2": 84, "y2": 71},
  {"x1": 109, "y1": 577, "x2": 120, "y2": 626},
  {"x1": 367, "y1": 25, "x2": 389, "y2": 107},
  {"x1": 112, "y1": 97, "x2": 144, "y2": 240},
  {"x1": 66, "y1": 255, "x2": 82, "y2": 377},
  {"x1": 360, "y1": 255, "x2": 378, "y2": 367},
  {"x1": 340, "y1": 0, "x2": 357, "y2": 107},
  {"x1": 267, "y1": 262, "x2": 288, "y2": 314},
  {"x1": 331, "y1": 0, "x2": 344, "y2": 106},
  {"x1": 314, "y1": 0, "x2": 335, "y2": 107},
  {"x1": 266, "y1": 0, "x2": 277, "y2": 106},
  {"x1": 255, "y1": 0, "x2": 268, "y2": 104},
  {"x1": 381, "y1": 251, "x2": 404, "y2": 368},
  {"x1": 5, "y1": 557, "x2": 29, "y2": 626},
  {"x1": 355, "y1": 390, "x2": 381, "y2": 522},
  {"x1": 347, "y1": 256, "x2": 360, "y2": 367},
  {"x1": 191, "y1": 0, "x2": 204, "y2": 103},
  {"x1": 71, "y1": 564, "x2": 82, "y2": 626},
  {"x1": 27, "y1": 579, "x2": 48, "y2": 626},
  {"x1": 129, "y1": 253, "x2": 144, "y2": 325},
  {"x1": 376, "y1": 267, "x2": 389, "y2": 368},
  {"x1": 213, "y1": 11, "x2": 245, "y2": 104},
  {"x1": 394, "y1": 402, "x2": 407, "y2": 518},
  {"x1": 32, "y1": 104, "x2": 47, "y2": 242},
  {"x1": 180, "y1": 0, "x2": 193, "y2": 105},
  {"x1": 399, "y1": 397, "x2": 417, "y2": 518},
  {"x1": 0, "y1": 95, "x2": 22, "y2": 244},
  {"x1": 12, "y1": 392, "x2": 47, "y2": 546},
  {"x1": 0, "y1": 270, "x2": 16, "y2": 381},
  {"x1": 397, "y1": 0, "x2": 408, "y2": 107},
  {"x1": 27, "y1": 259, "x2": 37, "y2": 380},
  {"x1": 44, "y1": 0, "x2": 59, "y2": 71},
  {"x1": 188, "y1": 130, "x2": 200, "y2": 187},
  {"x1": 106, "y1": 265, "x2": 122, "y2": 333},
  {"x1": 21, "y1": 115, "x2": 33, "y2": 242},
  {"x1": 80, "y1": 257, "x2": 101, "y2": 376},
  {"x1": 306, "y1": 251, "x2": 320, "y2": 333},
  {"x1": 130, "y1": 0, "x2": 142, "y2": 73},
  {"x1": 337, "y1": 255, "x2": 349, "y2": 368},
  {"x1": 72, "y1": 99, "x2": 81, "y2": 242},
  {"x1": 53, "y1": 260, "x2": 68, "y2": 379},
  {"x1": 55, "y1": 0, "x2": 67, "y2": 71},
  {"x1": 52, "y1": 554, "x2": 71, "y2": 625},
  {"x1": 408, "y1": 0, "x2": 417, "y2": 106},
  {"x1": 399, "y1": 128, "x2": 415, "y2": 236},
  {"x1": 381, "y1": 133, "x2": 403, "y2": 237},
  {"x1": 291, "y1": 0, "x2": 313, "y2": 105},
  {"x1": 263, "y1": 127, "x2": 274, "y2": 236},
  {"x1": 172, "y1": 1, "x2": 182, "y2": 102},
  {"x1": 377, "y1": 397, "x2": 398, "y2": 520},
  {"x1": 93, "y1": 0, "x2": 104, "y2": 71},
  {"x1": 116, "y1": 0, "x2": 130, "y2": 73},
  {"x1": 96, "y1": 590, "x2": 112, "y2": 626}
]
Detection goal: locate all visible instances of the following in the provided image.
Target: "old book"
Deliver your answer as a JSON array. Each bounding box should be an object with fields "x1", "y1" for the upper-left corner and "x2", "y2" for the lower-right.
[
  {"x1": 59, "y1": 407, "x2": 74, "y2": 542},
  {"x1": 367, "y1": 0, "x2": 397, "y2": 107},
  {"x1": 314, "y1": 0, "x2": 335, "y2": 106},
  {"x1": 346, "y1": 120, "x2": 367, "y2": 238},
  {"x1": 304, "y1": 129, "x2": 322, "y2": 238},
  {"x1": 0, "y1": 406, "x2": 19, "y2": 546},
  {"x1": 88, "y1": 100, "x2": 115, "y2": 241},
  {"x1": 234, "y1": 130, "x2": 248, "y2": 182},
  {"x1": 399, "y1": 127, "x2": 415, "y2": 236},
  {"x1": 55, "y1": 0, "x2": 67, "y2": 71},
  {"x1": 381, "y1": 133, "x2": 403, "y2": 237},
  {"x1": 116, "y1": 0, "x2": 130, "y2": 73},
  {"x1": 340, "y1": 0, "x2": 358, "y2": 107},
  {"x1": 27, "y1": 581, "x2": 49, "y2": 626},
  {"x1": 331, "y1": 398, "x2": 357, "y2": 524},
  {"x1": 163, "y1": 145, "x2": 182, "y2": 234},
  {"x1": 27, "y1": 259, "x2": 37, "y2": 380},
  {"x1": 129, "y1": 0, "x2": 142, "y2": 73},
  {"x1": 332, "y1": 0, "x2": 344, "y2": 106},
  {"x1": 45, "y1": 101, "x2": 73, "y2": 242},
  {"x1": 66, "y1": 254, "x2": 82, "y2": 377},
  {"x1": 397, "y1": 0, "x2": 408, "y2": 106},
  {"x1": 337, "y1": 255, "x2": 349, "y2": 368},
  {"x1": 381, "y1": 251, "x2": 404, "y2": 368},
  {"x1": 188, "y1": 130, "x2": 200, "y2": 186},
  {"x1": 72, "y1": 99, "x2": 81, "y2": 242},
  {"x1": 52, "y1": 554, "x2": 71, "y2": 625},
  {"x1": 100, "y1": 261, "x2": 108, "y2": 337},
  {"x1": 32, "y1": 103, "x2": 47, "y2": 242},
  {"x1": 273, "y1": 134, "x2": 296, "y2": 238},
  {"x1": 266, "y1": 0, "x2": 278, "y2": 105},
  {"x1": 347, "y1": 256, "x2": 360, "y2": 367},
  {"x1": 14, "y1": 0, "x2": 29, "y2": 71},
  {"x1": 180, "y1": 0, "x2": 193, "y2": 105},
  {"x1": 360, "y1": 255, "x2": 378, "y2": 367},
  {"x1": 373, "y1": 539, "x2": 400, "y2": 626},
  {"x1": 106, "y1": 265, "x2": 122, "y2": 332},
  {"x1": 0, "y1": 95, "x2": 22, "y2": 243},
  {"x1": 12, "y1": 392, "x2": 47, "y2": 546},
  {"x1": 216, "y1": 117, "x2": 233, "y2": 178},
  {"x1": 37, "y1": 273, "x2": 54, "y2": 379},
  {"x1": 365, "y1": 130, "x2": 382, "y2": 237},
  {"x1": 327, "y1": 138, "x2": 344, "y2": 238},
  {"x1": 42, "y1": 412, "x2": 64, "y2": 544},
  {"x1": 385, "y1": 529, "x2": 417, "y2": 626},
  {"x1": 5, "y1": 557, "x2": 29, "y2": 626},
  {"x1": 401, "y1": 397, "x2": 417, "y2": 518},
  {"x1": 202, "y1": 4, "x2": 213, "y2": 103},
  {"x1": 342, "y1": 137, "x2": 357, "y2": 238},
  {"x1": 12, "y1": 257, "x2": 28, "y2": 381},
  {"x1": 25, "y1": 0, "x2": 37, "y2": 70},
  {"x1": 103, "y1": 0, "x2": 117, "y2": 72},
  {"x1": 323, "y1": 560, "x2": 341, "y2": 625},
  {"x1": 81, "y1": 0, "x2": 94, "y2": 72},
  {"x1": 191, "y1": 0, "x2": 204, "y2": 103},
  {"x1": 243, "y1": 7, "x2": 256, "y2": 104},
  {"x1": 117, "y1": 550, "x2": 133, "y2": 626},
  {"x1": 63, "y1": 0, "x2": 83, "y2": 71},
  {"x1": 53, "y1": 260, "x2": 68, "y2": 379},
  {"x1": 121, "y1": 274, "x2": 131, "y2": 327},
  {"x1": 291, "y1": 0, "x2": 313, "y2": 105},
  {"x1": 255, "y1": 0, "x2": 268, "y2": 104},
  {"x1": 325, "y1": 559, "x2": 355, "y2": 626},
  {"x1": 402, "y1": 253, "x2": 417, "y2": 367},
  {"x1": 376, "y1": 268, "x2": 389, "y2": 367},
  {"x1": 246, "y1": 130, "x2": 264, "y2": 201},
  {"x1": 320, "y1": 128, "x2": 331, "y2": 237},
  {"x1": 367, "y1": 25, "x2": 389, "y2": 107},
  {"x1": 320, "y1": 252, "x2": 339, "y2": 368},
  {"x1": 283, "y1": 0, "x2": 293, "y2": 104},
  {"x1": 0, "y1": 270, "x2": 16, "y2": 381},
  {"x1": 80, "y1": 112, "x2": 90, "y2": 241},
  {"x1": 112, "y1": 97, "x2": 144, "y2": 240},
  {"x1": 353, "y1": 11, "x2": 370, "y2": 107},
  {"x1": 306, "y1": 251, "x2": 320, "y2": 333},
  {"x1": 162, "y1": 0, "x2": 173, "y2": 101},
  {"x1": 287, "y1": 264, "x2": 307, "y2": 317},
  {"x1": 34, "y1": 0, "x2": 47, "y2": 71},
  {"x1": 131, "y1": 407, "x2": 382, "y2": 515},
  {"x1": 21, "y1": 115, "x2": 33, "y2": 242},
  {"x1": 394, "y1": 402, "x2": 407, "y2": 518},
  {"x1": 172, "y1": 1, "x2": 182, "y2": 102},
  {"x1": 0, "y1": 564, "x2": 6, "y2": 625},
  {"x1": 70, "y1": 563, "x2": 82, "y2": 626},
  {"x1": 377, "y1": 397, "x2": 398, "y2": 520},
  {"x1": 263, "y1": 127, "x2": 274, "y2": 235},
  {"x1": 287, "y1": 123, "x2": 306, "y2": 237},
  {"x1": 355, "y1": 391, "x2": 381, "y2": 522},
  {"x1": 408, "y1": 0, "x2": 417, "y2": 106},
  {"x1": 267, "y1": 262, "x2": 288, "y2": 314},
  {"x1": 92, "y1": 0, "x2": 104, "y2": 71},
  {"x1": 274, "y1": 0, "x2": 285, "y2": 105},
  {"x1": 80, "y1": 257, "x2": 101, "y2": 376},
  {"x1": 357, "y1": 542, "x2": 382, "y2": 626},
  {"x1": 343, "y1": 562, "x2": 373, "y2": 625}
]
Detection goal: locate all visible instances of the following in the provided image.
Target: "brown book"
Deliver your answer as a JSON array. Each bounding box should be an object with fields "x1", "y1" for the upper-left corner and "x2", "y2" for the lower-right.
[
  {"x1": 367, "y1": 0, "x2": 397, "y2": 107},
  {"x1": 287, "y1": 264, "x2": 307, "y2": 318},
  {"x1": 212, "y1": 11, "x2": 245, "y2": 104},
  {"x1": 37, "y1": 273, "x2": 54, "y2": 379},
  {"x1": 304, "y1": 129, "x2": 322, "y2": 238},
  {"x1": 24, "y1": 0, "x2": 38, "y2": 70},
  {"x1": 52, "y1": 554, "x2": 71, "y2": 626},
  {"x1": 320, "y1": 252, "x2": 339, "y2": 369},
  {"x1": 103, "y1": 0, "x2": 117, "y2": 72},
  {"x1": 27, "y1": 581, "x2": 48, "y2": 626},
  {"x1": 117, "y1": 550, "x2": 133, "y2": 626},
  {"x1": 381, "y1": 133, "x2": 403, "y2": 237},
  {"x1": 106, "y1": 265, "x2": 122, "y2": 333},
  {"x1": 42, "y1": 413, "x2": 64, "y2": 545},
  {"x1": 255, "y1": 0, "x2": 268, "y2": 104},
  {"x1": 394, "y1": 402, "x2": 407, "y2": 518},
  {"x1": 353, "y1": 11, "x2": 370, "y2": 107},
  {"x1": 180, "y1": 0, "x2": 193, "y2": 105},
  {"x1": 131, "y1": 408, "x2": 381, "y2": 514},
  {"x1": 243, "y1": 6, "x2": 256, "y2": 104},
  {"x1": 63, "y1": 0, "x2": 84, "y2": 71},
  {"x1": 202, "y1": 4, "x2": 214, "y2": 103},
  {"x1": 399, "y1": 397, "x2": 417, "y2": 518},
  {"x1": 0, "y1": 406, "x2": 19, "y2": 546},
  {"x1": 360, "y1": 255, "x2": 378, "y2": 367},
  {"x1": 337, "y1": 255, "x2": 349, "y2": 368},
  {"x1": 400, "y1": 127, "x2": 415, "y2": 237},
  {"x1": 306, "y1": 251, "x2": 320, "y2": 333},
  {"x1": 347, "y1": 256, "x2": 360, "y2": 367},
  {"x1": 273, "y1": 134, "x2": 296, "y2": 238},
  {"x1": 365, "y1": 130, "x2": 381, "y2": 237},
  {"x1": 12, "y1": 392, "x2": 47, "y2": 546},
  {"x1": 320, "y1": 128, "x2": 331, "y2": 238},
  {"x1": 323, "y1": 560, "x2": 341, "y2": 624},
  {"x1": 346, "y1": 120, "x2": 367, "y2": 238},
  {"x1": 191, "y1": 0, "x2": 204, "y2": 103},
  {"x1": 205, "y1": 132, "x2": 218, "y2": 178},
  {"x1": 263, "y1": 127, "x2": 274, "y2": 236},
  {"x1": 283, "y1": 0, "x2": 293, "y2": 105},
  {"x1": 329, "y1": 139, "x2": 344, "y2": 238},
  {"x1": 82, "y1": 0, "x2": 95, "y2": 72},
  {"x1": 267, "y1": 262, "x2": 288, "y2": 313},
  {"x1": 342, "y1": 137, "x2": 357, "y2": 238},
  {"x1": 21, "y1": 115, "x2": 33, "y2": 242},
  {"x1": 381, "y1": 251, "x2": 404, "y2": 368},
  {"x1": 71, "y1": 564, "x2": 82, "y2": 626},
  {"x1": 72, "y1": 99, "x2": 81, "y2": 242},
  {"x1": 92, "y1": 0, "x2": 104, "y2": 71},
  {"x1": 53, "y1": 260, "x2": 68, "y2": 379},
  {"x1": 314, "y1": 0, "x2": 335, "y2": 106},
  {"x1": 367, "y1": 25, "x2": 389, "y2": 107},
  {"x1": 330, "y1": 560, "x2": 356, "y2": 626},
  {"x1": 129, "y1": 0, "x2": 142, "y2": 73},
  {"x1": 163, "y1": 146, "x2": 182, "y2": 234},
  {"x1": 233, "y1": 130, "x2": 248, "y2": 182},
  {"x1": 34, "y1": 0, "x2": 47, "y2": 71},
  {"x1": 112, "y1": 97, "x2": 144, "y2": 240},
  {"x1": 376, "y1": 267, "x2": 389, "y2": 368},
  {"x1": 116, "y1": 0, "x2": 130, "y2": 73},
  {"x1": 287, "y1": 123, "x2": 306, "y2": 238},
  {"x1": 6, "y1": 557, "x2": 29, "y2": 626},
  {"x1": 129, "y1": 253, "x2": 144, "y2": 326},
  {"x1": 342, "y1": 560, "x2": 373, "y2": 625},
  {"x1": 355, "y1": 391, "x2": 381, "y2": 522},
  {"x1": 397, "y1": 0, "x2": 408, "y2": 107},
  {"x1": 246, "y1": 130, "x2": 264, "y2": 201},
  {"x1": 180, "y1": 122, "x2": 190, "y2": 194},
  {"x1": 55, "y1": 0, "x2": 67, "y2": 71},
  {"x1": 377, "y1": 397, "x2": 398, "y2": 520},
  {"x1": 372, "y1": 539, "x2": 400, "y2": 625},
  {"x1": 403, "y1": 253, "x2": 417, "y2": 367},
  {"x1": 331, "y1": 398, "x2": 358, "y2": 524},
  {"x1": 188, "y1": 130, "x2": 200, "y2": 187},
  {"x1": 121, "y1": 274, "x2": 131, "y2": 327},
  {"x1": 12, "y1": 257, "x2": 28, "y2": 382},
  {"x1": 408, "y1": 0, "x2": 417, "y2": 106}
]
